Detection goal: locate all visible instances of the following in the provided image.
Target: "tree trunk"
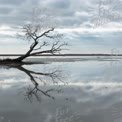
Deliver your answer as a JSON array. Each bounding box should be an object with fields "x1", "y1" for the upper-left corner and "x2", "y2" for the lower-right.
[{"x1": 13, "y1": 41, "x2": 38, "y2": 62}]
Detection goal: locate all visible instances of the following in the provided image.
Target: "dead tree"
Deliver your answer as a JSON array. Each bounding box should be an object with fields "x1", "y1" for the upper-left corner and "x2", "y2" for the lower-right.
[
  {"x1": 0, "y1": 9, "x2": 67, "y2": 63},
  {"x1": 14, "y1": 26, "x2": 67, "y2": 62}
]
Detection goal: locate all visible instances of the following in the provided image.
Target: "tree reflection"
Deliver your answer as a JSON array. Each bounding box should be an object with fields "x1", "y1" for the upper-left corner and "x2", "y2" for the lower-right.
[{"x1": 0, "y1": 62, "x2": 66, "y2": 102}]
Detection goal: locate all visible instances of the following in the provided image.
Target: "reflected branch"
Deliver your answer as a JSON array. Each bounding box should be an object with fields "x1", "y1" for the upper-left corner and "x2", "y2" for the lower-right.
[{"x1": 0, "y1": 63, "x2": 66, "y2": 102}]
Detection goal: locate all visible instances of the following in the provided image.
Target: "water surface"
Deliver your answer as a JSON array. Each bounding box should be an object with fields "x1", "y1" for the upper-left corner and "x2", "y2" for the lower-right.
[{"x1": 0, "y1": 58, "x2": 122, "y2": 122}]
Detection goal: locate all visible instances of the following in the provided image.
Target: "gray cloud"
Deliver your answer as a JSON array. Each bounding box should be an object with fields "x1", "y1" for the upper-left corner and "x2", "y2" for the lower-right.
[
  {"x1": 0, "y1": 0, "x2": 93, "y2": 27},
  {"x1": 0, "y1": 0, "x2": 24, "y2": 5},
  {"x1": 44, "y1": 0, "x2": 70, "y2": 9},
  {"x1": 0, "y1": 7, "x2": 13, "y2": 15},
  {"x1": 0, "y1": 0, "x2": 121, "y2": 53},
  {"x1": 0, "y1": 0, "x2": 121, "y2": 28}
]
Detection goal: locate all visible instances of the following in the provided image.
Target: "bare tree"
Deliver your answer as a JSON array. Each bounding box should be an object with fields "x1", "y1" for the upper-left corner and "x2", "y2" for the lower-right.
[
  {"x1": 15, "y1": 28, "x2": 67, "y2": 62},
  {"x1": 1, "y1": 9, "x2": 67, "y2": 63}
]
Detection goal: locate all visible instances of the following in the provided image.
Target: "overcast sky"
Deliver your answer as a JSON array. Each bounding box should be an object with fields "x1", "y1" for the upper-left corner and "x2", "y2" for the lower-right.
[{"x1": 0, "y1": 0, "x2": 122, "y2": 54}]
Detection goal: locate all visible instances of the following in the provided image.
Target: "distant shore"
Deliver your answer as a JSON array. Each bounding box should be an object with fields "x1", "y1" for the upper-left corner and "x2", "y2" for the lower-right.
[{"x1": 0, "y1": 54, "x2": 122, "y2": 56}]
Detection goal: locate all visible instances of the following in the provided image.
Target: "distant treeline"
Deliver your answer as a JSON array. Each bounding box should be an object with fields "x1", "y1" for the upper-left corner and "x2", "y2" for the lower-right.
[{"x1": 0, "y1": 54, "x2": 122, "y2": 56}]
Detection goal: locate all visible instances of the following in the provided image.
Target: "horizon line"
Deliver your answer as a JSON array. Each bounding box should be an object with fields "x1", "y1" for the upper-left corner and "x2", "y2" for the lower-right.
[{"x1": 0, "y1": 53, "x2": 122, "y2": 56}]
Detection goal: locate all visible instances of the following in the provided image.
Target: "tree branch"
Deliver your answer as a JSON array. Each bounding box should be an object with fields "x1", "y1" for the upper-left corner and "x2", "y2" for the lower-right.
[
  {"x1": 36, "y1": 28, "x2": 54, "y2": 40},
  {"x1": 34, "y1": 41, "x2": 49, "y2": 50},
  {"x1": 30, "y1": 41, "x2": 68, "y2": 55}
]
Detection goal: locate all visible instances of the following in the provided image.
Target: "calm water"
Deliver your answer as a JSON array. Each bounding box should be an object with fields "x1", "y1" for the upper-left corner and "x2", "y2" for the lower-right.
[{"x1": 0, "y1": 58, "x2": 122, "y2": 122}]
